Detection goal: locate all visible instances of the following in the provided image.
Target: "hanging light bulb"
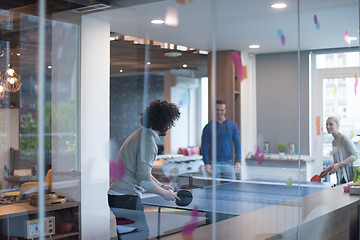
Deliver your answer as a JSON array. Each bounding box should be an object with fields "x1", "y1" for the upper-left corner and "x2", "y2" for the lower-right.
[
  {"x1": 8, "y1": 77, "x2": 15, "y2": 85},
  {"x1": 2, "y1": 67, "x2": 22, "y2": 92},
  {"x1": 7, "y1": 68, "x2": 15, "y2": 76}
]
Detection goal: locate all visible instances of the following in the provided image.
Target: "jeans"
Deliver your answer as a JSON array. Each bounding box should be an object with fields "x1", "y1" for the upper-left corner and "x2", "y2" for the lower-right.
[
  {"x1": 108, "y1": 194, "x2": 149, "y2": 240},
  {"x1": 216, "y1": 162, "x2": 236, "y2": 180}
]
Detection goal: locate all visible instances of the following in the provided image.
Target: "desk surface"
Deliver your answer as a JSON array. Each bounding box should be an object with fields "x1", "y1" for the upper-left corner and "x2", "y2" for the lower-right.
[{"x1": 142, "y1": 180, "x2": 331, "y2": 216}]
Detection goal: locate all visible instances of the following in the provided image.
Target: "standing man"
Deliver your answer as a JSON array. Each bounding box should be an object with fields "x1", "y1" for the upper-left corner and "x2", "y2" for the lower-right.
[
  {"x1": 108, "y1": 100, "x2": 180, "y2": 239},
  {"x1": 201, "y1": 100, "x2": 241, "y2": 180}
]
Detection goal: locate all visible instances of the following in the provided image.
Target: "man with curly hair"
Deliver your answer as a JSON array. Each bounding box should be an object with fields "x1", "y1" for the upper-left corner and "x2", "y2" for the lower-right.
[{"x1": 108, "y1": 100, "x2": 180, "y2": 239}]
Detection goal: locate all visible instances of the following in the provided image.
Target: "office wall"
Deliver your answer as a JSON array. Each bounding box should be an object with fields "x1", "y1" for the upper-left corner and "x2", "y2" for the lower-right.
[
  {"x1": 110, "y1": 74, "x2": 164, "y2": 152},
  {"x1": 256, "y1": 51, "x2": 309, "y2": 154}
]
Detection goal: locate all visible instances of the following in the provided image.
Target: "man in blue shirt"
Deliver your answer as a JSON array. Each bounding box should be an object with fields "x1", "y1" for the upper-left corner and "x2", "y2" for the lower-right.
[{"x1": 201, "y1": 100, "x2": 241, "y2": 179}]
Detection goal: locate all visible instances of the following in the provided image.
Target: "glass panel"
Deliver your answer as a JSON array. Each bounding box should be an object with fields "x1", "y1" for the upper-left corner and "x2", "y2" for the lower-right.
[
  {"x1": 0, "y1": 0, "x2": 356, "y2": 239},
  {"x1": 0, "y1": 4, "x2": 80, "y2": 239},
  {"x1": 322, "y1": 77, "x2": 360, "y2": 157},
  {"x1": 316, "y1": 52, "x2": 360, "y2": 69}
]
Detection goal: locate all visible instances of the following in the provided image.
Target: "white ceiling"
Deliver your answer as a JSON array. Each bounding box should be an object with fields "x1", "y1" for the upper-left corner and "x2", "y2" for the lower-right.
[{"x1": 90, "y1": 0, "x2": 359, "y2": 54}]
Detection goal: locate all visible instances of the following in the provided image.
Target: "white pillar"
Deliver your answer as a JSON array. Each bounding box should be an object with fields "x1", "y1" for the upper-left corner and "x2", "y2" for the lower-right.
[{"x1": 81, "y1": 15, "x2": 110, "y2": 240}]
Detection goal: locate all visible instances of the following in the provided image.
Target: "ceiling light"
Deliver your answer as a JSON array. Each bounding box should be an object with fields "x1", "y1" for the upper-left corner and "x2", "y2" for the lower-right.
[
  {"x1": 182, "y1": 64, "x2": 188, "y2": 68},
  {"x1": 249, "y1": 44, "x2": 260, "y2": 49},
  {"x1": 48, "y1": 66, "x2": 52, "y2": 69},
  {"x1": 271, "y1": 3, "x2": 287, "y2": 9},
  {"x1": 16, "y1": 53, "x2": 20, "y2": 56},
  {"x1": 119, "y1": 69, "x2": 123, "y2": 73},
  {"x1": 146, "y1": 61, "x2": 151, "y2": 65},
  {"x1": 164, "y1": 52, "x2": 182, "y2": 57},
  {"x1": 151, "y1": 19, "x2": 164, "y2": 24},
  {"x1": 198, "y1": 50, "x2": 208, "y2": 55},
  {"x1": 110, "y1": 36, "x2": 119, "y2": 41}
]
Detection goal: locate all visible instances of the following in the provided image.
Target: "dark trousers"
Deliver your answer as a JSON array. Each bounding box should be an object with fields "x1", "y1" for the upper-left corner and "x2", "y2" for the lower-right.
[{"x1": 108, "y1": 194, "x2": 149, "y2": 240}]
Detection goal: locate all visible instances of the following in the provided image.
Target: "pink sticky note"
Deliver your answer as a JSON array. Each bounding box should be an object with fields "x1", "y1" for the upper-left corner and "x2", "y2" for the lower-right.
[
  {"x1": 182, "y1": 206, "x2": 199, "y2": 235},
  {"x1": 258, "y1": 154, "x2": 264, "y2": 166},
  {"x1": 231, "y1": 52, "x2": 243, "y2": 80},
  {"x1": 254, "y1": 146, "x2": 260, "y2": 159},
  {"x1": 110, "y1": 158, "x2": 126, "y2": 181},
  {"x1": 344, "y1": 30, "x2": 351, "y2": 44}
]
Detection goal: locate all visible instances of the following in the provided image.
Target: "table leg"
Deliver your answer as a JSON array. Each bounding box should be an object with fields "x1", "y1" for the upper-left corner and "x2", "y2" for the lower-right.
[{"x1": 157, "y1": 207, "x2": 162, "y2": 239}]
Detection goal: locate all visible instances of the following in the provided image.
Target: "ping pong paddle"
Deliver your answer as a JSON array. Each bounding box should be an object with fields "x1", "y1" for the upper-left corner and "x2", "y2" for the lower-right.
[
  {"x1": 311, "y1": 165, "x2": 334, "y2": 182},
  {"x1": 175, "y1": 189, "x2": 193, "y2": 207},
  {"x1": 310, "y1": 175, "x2": 321, "y2": 182}
]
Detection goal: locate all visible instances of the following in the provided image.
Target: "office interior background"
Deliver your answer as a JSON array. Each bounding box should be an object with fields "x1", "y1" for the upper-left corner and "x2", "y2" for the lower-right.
[{"x1": 0, "y1": 0, "x2": 359, "y2": 239}]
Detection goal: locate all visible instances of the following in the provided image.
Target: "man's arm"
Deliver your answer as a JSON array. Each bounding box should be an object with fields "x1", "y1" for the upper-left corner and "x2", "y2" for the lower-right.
[
  {"x1": 233, "y1": 123, "x2": 241, "y2": 163},
  {"x1": 201, "y1": 124, "x2": 212, "y2": 173},
  {"x1": 201, "y1": 124, "x2": 210, "y2": 165}
]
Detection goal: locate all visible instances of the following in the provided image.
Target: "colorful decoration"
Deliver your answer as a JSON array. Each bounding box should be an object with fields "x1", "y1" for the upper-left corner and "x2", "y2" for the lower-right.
[
  {"x1": 110, "y1": 158, "x2": 126, "y2": 182},
  {"x1": 344, "y1": 30, "x2": 351, "y2": 45},
  {"x1": 231, "y1": 52, "x2": 243, "y2": 81},
  {"x1": 314, "y1": 14, "x2": 320, "y2": 30},
  {"x1": 277, "y1": 29, "x2": 286, "y2": 45},
  {"x1": 182, "y1": 206, "x2": 199, "y2": 238},
  {"x1": 315, "y1": 116, "x2": 320, "y2": 136},
  {"x1": 286, "y1": 177, "x2": 293, "y2": 188},
  {"x1": 281, "y1": 34, "x2": 286, "y2": 46},
  {"x1": 313, "y1": 14, "x2": 318, "y2": 24},
  {"x1": 258, "y1": 154, "x2": 264, "y2": 166},
  {"x1": 355, "y1": 74, "x2": 358, "y2": 96}
]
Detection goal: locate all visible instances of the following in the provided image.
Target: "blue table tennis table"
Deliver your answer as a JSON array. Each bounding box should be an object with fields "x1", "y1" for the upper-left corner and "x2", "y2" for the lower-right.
[{"x1": 141, "y1": 179, "x2": 332, "y2": 238}]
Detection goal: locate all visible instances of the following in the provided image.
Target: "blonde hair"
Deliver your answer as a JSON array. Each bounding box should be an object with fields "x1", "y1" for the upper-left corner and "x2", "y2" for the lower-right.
[{"x1": 327, "y1": 116, "x2": 340, "y2": 126}]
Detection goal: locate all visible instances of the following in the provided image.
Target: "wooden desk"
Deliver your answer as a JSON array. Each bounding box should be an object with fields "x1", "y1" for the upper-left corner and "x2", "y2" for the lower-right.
[
  {"x1": 160, "y1": 184, "x2": 359, "y2": 240},
  {"x1": 0, "y1": 201, "x2": 80, "y2": 240}
]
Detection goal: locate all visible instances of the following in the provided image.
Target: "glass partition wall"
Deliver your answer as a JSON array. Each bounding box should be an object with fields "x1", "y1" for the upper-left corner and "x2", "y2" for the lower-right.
[
  {"x1": 0, "y1": 2, "x2": 80, "y2": 240},
  {"x1": 0, "y1": 0, "x2": 359, "y2": 239}
]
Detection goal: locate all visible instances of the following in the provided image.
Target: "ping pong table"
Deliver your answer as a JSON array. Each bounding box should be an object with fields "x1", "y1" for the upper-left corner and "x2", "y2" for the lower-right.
[{"x1": 141, "y1": 179, "x2": 332, "y2": 238}]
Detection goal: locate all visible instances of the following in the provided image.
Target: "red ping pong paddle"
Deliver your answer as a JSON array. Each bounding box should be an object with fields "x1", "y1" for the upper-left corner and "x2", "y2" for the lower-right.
[
  {"x1": 175, "y1": 189, "x2": 193, "y2": 207},
  {"x1": 310, "y1": 175, "x2": 321, "y2": 182}
]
